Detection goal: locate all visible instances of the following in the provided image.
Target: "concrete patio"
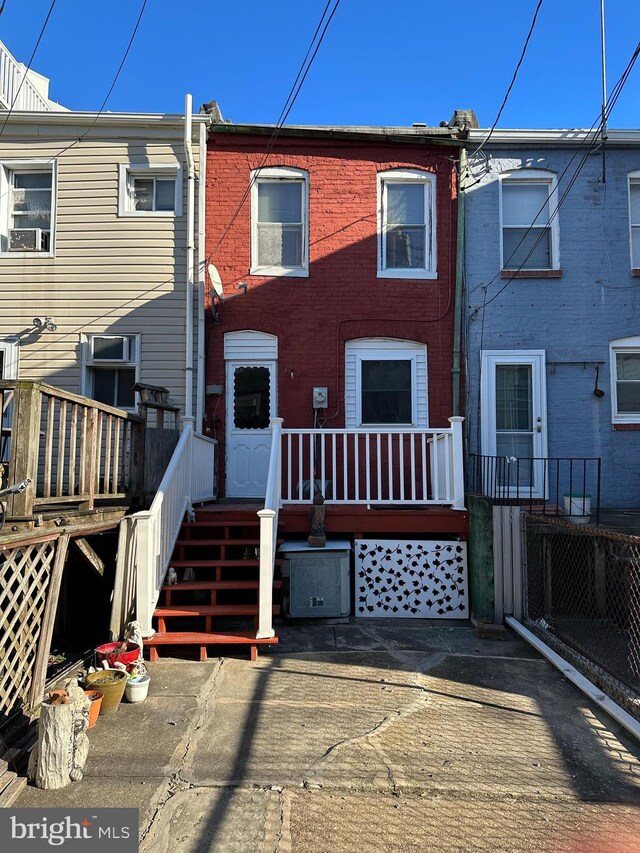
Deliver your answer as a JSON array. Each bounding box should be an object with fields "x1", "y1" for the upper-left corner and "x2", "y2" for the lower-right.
[{"x1": 17, "y1": 621, "x2": 640, "y2": 852}]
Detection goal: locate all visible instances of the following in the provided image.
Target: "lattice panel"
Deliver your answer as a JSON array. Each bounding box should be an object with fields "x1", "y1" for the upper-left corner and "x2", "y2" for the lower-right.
[{"x1": 0, "y1": 540, "x2": 56, "y2": 719}]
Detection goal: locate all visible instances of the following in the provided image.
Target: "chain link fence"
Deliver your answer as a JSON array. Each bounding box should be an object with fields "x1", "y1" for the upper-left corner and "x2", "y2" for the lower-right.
[{"x1": 522, "y1": 513, "x2": 640, "y2": 720}]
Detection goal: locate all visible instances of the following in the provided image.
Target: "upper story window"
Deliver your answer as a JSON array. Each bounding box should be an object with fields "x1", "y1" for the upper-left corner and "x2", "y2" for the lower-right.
[
  {"x1": 377, "y1": 169, "x2": 436, "y2": 280},
  {"x1": 82, "y1": 334, "x2": 139, "y2": 410},
  {"x1": 118, "y1": 164, "x2": 182, "y2": 217},
  {"x1": 0, "y1": 161, "x2": 56, "y2": 255},
  {"x1": 250, "y1": 167, "x2": 308, "y2": 277},
  {"x1": 610, "y1": 336, "x2": 640, "y2": 424},
  {"x1": 500, "y1": 170, "x2": 559, "y2": 271},
  {"x1": 628, "y1": 172, "x2": 640, "y2": 270}
]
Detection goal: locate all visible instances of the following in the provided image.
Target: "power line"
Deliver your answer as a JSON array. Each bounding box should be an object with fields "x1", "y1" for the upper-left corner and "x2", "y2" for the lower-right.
[
  {"x1": 0, "y1": 0, "x2": 58, "y2": 138},
  {"x1": 210, "y1": 0, "x2": 342, "y2": 257},
  {"x1": 51, "y1": 0, "x2": 149, "y2": 160},
  {"x1": 470, "y1": 0, "x2": 544, "y2": 159}
]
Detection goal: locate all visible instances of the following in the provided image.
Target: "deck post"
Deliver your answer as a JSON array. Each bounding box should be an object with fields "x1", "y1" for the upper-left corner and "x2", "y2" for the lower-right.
[
  {"x1": 6, "y1": 382, "x2": 41, "y2": 518},
  {"x1": 257, "y1": 509, "x2": 276, "y2": 639},
  {"x1": 448, "y1": 416, "x2": 466, "y2": 511},
  {"x1": 134, "y1": 510, "x2": 155, "y2": 637}
]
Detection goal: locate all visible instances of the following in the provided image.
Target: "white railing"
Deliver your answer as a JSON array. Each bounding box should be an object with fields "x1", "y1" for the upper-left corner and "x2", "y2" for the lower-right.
[
  {"x1": 0, "y1": 41, "x2": 52, "y2": 112},
  {"x1": 257, "y1": 418, "x2": 283, "y2": 639},
  {"x1": 280, "y1": 416, "x2": 465, "y2": 510},
  {"x1": 131, "y1": 424, "x2": 217, "y2": 636}
]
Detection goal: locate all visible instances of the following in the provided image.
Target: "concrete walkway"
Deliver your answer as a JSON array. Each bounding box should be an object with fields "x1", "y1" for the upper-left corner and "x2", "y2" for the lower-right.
[{"x1": 18, "y1": 622, "x2": 640, "y2": 852}]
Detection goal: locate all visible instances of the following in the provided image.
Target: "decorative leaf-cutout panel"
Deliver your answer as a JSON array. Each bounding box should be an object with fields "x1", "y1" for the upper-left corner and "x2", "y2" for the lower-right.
[{"x1": 355, "y1": 539, "x2": 468, "y2": 619}]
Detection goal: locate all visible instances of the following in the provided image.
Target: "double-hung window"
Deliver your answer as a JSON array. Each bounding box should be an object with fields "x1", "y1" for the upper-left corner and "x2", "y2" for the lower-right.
[
  {"x1": 628, "y1": 173, "x2": 640, "y2": 270},
  {"x1": 610, "y1": 337, "x2": 640, "y2": 424},
  {"x1": 1, "y1": 161, "x2": 56, "y2": 254},
  {"x1": 82, "y1": 335, "x2": 139, "y2": 410},
  {"x1": 250, "y1": 167, "x2": 308, "y2": 276},
  {"x1": 119, "y1": 165, "x2": 181, "y2": 216},
  {"x1": 500, "y1": 170, "x2": 559, "y2": 271},
  {"x1": 378, "y1": 169, "x2": 436, "y2": 279}
]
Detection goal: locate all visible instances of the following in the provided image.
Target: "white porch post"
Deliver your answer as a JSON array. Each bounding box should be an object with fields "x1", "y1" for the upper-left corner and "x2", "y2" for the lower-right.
[
  {"x1": 257, "y1": 509, "x2": 276, "y2": 639},
  {"x1": 448, "y1": 416, "x2": 466, "y2": 511},
  {"x1": 134, "y1": 510, "x2": 156, "y2": 637}
]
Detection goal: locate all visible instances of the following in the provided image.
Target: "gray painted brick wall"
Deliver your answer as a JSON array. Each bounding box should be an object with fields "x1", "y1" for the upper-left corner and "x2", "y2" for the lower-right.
[{"x1": 466, "y1": 146, "x2": 640, "y2": 507}]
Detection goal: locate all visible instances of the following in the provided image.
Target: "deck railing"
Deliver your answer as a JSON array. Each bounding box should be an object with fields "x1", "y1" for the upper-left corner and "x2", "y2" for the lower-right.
[
  {"x1": 131, "y1": 425, "x2": 218, "y2": 636},
  {"x1": 0, "y1": 41, "x2": 52, "y2": 111},
  {"x1": 0, "y1": 380, "x2": 145, "y2": 518},
  {"x1": 281, "y1": 417, "x2": 465, "y2": 509},
  {"x1": 468, "y1": 454, "x2": 602, "y2": 523}
]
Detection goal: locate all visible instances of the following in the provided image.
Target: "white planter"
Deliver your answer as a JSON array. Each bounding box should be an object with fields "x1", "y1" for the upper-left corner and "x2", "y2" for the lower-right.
[
  {"x1": 125, "y1": 674, "x2": 150, "y2": 703},
  {"x1": 563, "y1": 494, "x2": 591, "y2": 525}
]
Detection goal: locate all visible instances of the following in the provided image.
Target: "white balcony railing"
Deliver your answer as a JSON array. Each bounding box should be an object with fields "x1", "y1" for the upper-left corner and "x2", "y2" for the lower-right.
[
  {"x1": 280, "y1": 417, "x2": 465, "y2": 509},
  {"x1": 256, "y1": 418, "x2": 283, "y2": 640},
  {"x1": 0, "y1": 40, "x2": 55, "y2": 112}
]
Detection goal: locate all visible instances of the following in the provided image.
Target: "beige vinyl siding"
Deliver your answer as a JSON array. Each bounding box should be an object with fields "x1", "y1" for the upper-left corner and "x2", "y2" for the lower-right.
[{"x1": 0, "y1": 118, "x2": 205, "y2": 417}]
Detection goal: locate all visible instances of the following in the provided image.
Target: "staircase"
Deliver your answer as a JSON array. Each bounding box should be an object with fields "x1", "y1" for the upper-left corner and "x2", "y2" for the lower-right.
[{"x1": 144, "y1": 509, "x2": 281, "y2": 661}]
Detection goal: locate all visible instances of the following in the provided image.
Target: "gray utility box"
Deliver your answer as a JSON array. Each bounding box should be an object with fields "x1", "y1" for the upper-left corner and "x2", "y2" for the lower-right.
[{"x1": 280, "y1": 540, "x2": 351, "y2": 618}]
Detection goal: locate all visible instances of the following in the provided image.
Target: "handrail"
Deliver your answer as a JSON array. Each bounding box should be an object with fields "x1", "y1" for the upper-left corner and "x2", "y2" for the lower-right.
[
  {"x1": 257, "y1": 417, "x2": 283, "y2": 639},
  {"x1": 132, "y1": 424, "x2": 218, "y2": 636}
]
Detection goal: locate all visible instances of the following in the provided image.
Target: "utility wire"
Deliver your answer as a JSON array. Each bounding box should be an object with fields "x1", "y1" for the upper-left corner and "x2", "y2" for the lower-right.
[
  {"x1": 469, "y1": 40, "x2": 640, "y2": 306},
  {"x1": 0, "y1": 2, "x2": 8, "y2": 18},
  {"x1": 0, "y1": 0, "x2": 58, "y2": 138},
  {"x1": 51, "y1": 0, "x2": 149, "y2": 160},
  {"x1": 470, "y1": 0, "x2": 544, "y2": 159},
  {"x1": 210, "y1": 0, "x2": 342, "y2": 257}
]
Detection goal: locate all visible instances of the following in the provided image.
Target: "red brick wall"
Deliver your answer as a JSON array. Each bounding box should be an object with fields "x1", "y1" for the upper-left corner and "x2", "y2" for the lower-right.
[{"x1": 205, "y1": 134, "x2": 458, "y2": 489}]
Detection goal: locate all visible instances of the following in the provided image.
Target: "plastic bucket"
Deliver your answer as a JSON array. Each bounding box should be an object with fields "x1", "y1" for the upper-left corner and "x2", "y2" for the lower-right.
[
  {"x1": 125, "y1": 674, "x2": 150, "y2": 704},
  {"x1": 85, "y1": 669, "x2": 127, "y2": 715},
  {"x1": 563, "y1": 493, "x2": 591, "y2": 525},
  {"x1": 95, "y1": 642, "x2": 140, "y2": 669}
]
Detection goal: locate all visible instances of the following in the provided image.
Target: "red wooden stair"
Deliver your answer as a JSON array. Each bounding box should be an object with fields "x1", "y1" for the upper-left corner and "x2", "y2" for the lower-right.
[{"x1": 144, "y1": 510, "x2": 281, "y2": 662}]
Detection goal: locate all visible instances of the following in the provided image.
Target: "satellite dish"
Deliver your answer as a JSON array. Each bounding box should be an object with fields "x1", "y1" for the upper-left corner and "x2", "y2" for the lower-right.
[{"x1": 208, "y1": 263, "x2": 224, "y2": 300}]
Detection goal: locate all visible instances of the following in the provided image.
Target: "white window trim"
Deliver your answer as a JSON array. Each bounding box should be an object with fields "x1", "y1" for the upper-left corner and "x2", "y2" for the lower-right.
[
  {"x1": 610, "y1": 336, "x2": 640, "y2": 423},
  {"x1": 346, "y1": 338, "x2": 428, "y2": 428},
  {"x1": 81, "y1": 333, "x2": 141, "y2": 411},
  {"x1": 250, "y1": 166, "x2": 309, "y2": 278},
  {"x1": 0, "y1": 337, "x2": 19, "y2": 378},
  {"x1": 377, "y1": 168, "x2": 437, "y2": 280},
  {"x1": 118, "y1": 163, "x2": 182, "y2": 217},
  {"x1": 0, "y1": 159, "x2": 57, "y2": 258},
  {"x1": 498, "y1": 169, "x2": 560, "y2": 271},
  {"x1": 627, "y1": 171, "x2": 640, "y2": 270}
]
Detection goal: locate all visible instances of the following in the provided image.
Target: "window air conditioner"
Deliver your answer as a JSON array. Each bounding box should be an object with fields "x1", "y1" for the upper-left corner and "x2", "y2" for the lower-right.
[{"x1": 9, "y1": 228, "x2": 48, "y2": 251}]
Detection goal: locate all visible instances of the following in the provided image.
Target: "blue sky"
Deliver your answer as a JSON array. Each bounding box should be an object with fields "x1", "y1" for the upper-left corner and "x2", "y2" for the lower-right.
[{"x1": 3, "y1": 0, "x2": 640, "y2": 128}]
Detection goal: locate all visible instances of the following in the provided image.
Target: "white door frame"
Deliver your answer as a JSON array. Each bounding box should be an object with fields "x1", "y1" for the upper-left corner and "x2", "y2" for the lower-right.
[
  {"x1": 480, "y1": 349, "x2": 548, "y2": 498},
  {"x1": 0, "y1": 338, "x2": 19, "y2": 379}
]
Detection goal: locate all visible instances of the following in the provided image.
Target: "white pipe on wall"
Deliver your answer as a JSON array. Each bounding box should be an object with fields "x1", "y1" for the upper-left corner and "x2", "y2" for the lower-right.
[
  {"x1": 183, "y1": 93, "x2": 195, "y2": 426},
  {"x1": 196, "y1": 117, "x2": 207, "y2": 432}
]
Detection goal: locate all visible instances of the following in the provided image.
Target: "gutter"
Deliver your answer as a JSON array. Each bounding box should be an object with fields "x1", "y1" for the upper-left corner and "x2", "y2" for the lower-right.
[
  {"x1": 196, "y1": 118, "x2": 207, "y2": 432},
  {"x1": 183, "y1": 94, "x2": 195, "y2": 427},
  {"x1": 452, "y1": 147, "x2": 466, "y2": 417}
]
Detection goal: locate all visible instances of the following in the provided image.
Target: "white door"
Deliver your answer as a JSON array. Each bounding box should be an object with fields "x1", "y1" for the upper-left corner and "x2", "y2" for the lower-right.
[
  {"x1": 481, "y1": 350, "x2": 548, "y2": 498},
  {"x1": 226, "y1": 360, "x2": 277, "y2": 497}
]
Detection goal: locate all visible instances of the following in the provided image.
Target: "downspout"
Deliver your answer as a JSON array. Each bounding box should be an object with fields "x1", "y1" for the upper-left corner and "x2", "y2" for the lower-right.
[
  {"x1": 452, "y1": 145, "x2": 466, "y2": 417},
  {"x1": 196, "y1": 117, "x2": 207, "y2": 432},
  {"x1": 183, "y1": 93, "x2": 195, "y2": 428}
]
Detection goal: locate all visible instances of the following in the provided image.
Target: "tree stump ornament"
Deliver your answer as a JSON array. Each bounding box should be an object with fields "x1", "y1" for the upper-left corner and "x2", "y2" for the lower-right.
[
  {"x1": 28, "y1": 678, "x2": 90, "y2": 789},
  {"x1": 308, "y1": 493, "x2": 326, "y2": 548}
]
